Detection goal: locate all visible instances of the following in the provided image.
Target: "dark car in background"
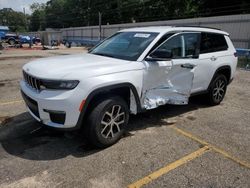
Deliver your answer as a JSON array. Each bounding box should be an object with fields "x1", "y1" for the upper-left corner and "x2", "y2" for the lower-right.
[
  {"x1": 1, "y1": 33, "x2": 41, "y2": 46},
  {"x1": 1, "y1": 33, "x2": 19, "y2": 45}
]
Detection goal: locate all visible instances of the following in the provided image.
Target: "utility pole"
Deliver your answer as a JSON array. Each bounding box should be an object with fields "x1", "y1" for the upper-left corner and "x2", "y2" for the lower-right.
[
  {"x1": 23, "y1": 7, "x2": 27, "y2": 31},
  {"x1": 99, "y1": 12, "x2": 102, "y2": 40}
]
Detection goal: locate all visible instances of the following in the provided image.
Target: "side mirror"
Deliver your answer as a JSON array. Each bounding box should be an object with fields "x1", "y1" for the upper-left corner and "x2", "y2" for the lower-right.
[{"x1": 145, "y1": 50, "x2": 172, "y2": 61}]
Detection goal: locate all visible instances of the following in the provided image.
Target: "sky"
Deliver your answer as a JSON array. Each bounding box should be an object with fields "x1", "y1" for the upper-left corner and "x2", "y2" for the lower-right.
[{"x1": 0, "y1": 0, "x2": 49, "y2": 14}]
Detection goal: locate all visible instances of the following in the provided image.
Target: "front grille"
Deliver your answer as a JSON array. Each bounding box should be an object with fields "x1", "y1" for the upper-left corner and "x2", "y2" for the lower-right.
[{"x1": 23, "y1": 71, "x2": 41, "y2": 91}]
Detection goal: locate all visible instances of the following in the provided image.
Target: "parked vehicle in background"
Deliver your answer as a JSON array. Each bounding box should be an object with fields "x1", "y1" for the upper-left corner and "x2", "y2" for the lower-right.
[
  {"x1": 0, "y1": 31, "x2": 6, "y2": 39},
  {"x1": 32, "y1": 37, "x2": 41, "y2": 44},
  {"x1": 19, "y1": 35, "x2": 41, "y2": 45},
  {"x1": 20, "y1": 26, "x2": 237, "y2": 148},
  {"x1": 0, "y1": 32, "x2": 41, "y2": 46},
  {"x1": 1, "y1": 33, "x2": 19, "y2": 45},
  {"x1": 19, "y1": 35, "x2": 30, "y2": 44},
  {"x1": 51, "y1": 40, "x2": 59, "y2": 46}
]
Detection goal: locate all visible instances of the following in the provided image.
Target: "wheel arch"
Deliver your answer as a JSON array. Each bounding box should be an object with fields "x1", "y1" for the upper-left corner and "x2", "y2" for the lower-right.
[
  {"x1": 75, "y1": 83, "x2": 142, "y2": 129},
  {"x1": 209, "y1": 65, "x2": 231, "y2": 88},
  {"x1": 8, "y1": 37, "x2": 16, "y2": 42}
]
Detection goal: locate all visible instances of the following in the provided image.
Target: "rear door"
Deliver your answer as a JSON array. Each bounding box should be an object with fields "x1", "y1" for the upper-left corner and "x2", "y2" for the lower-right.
[
  {"x1": 142, "y1": 32, "x2": 200, "y2": 109},
  {"x1": 191, "y1": 32, "x2": 229, "y2": 93}
]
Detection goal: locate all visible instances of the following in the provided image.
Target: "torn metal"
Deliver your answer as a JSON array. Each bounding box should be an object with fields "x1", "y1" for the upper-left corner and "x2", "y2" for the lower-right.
[
  {"x1": 141, "y1": 60, "x2": 194, "y2": 110},
  {"x1": 143, "y1": 85, "x2": 191, "y2": 110}
]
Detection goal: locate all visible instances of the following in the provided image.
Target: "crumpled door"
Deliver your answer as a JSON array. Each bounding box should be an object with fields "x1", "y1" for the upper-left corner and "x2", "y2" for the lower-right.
[{"x1": 141, "y1": 59, "x2": 195, "y2": 110}]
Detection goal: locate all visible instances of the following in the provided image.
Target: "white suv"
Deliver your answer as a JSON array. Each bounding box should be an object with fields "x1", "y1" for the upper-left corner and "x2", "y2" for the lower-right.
[{"x1": 20, "y1": 26, "x2": 237, "y2": 147}]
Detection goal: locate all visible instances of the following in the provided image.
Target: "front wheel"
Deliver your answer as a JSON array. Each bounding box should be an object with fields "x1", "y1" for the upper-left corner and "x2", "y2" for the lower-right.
[
  {"x1": 86, "y1": 96, "x2": 129, "y2": 148},
  {"x1": 208, "y1": 74, "x2": 228, "y2": 105}
]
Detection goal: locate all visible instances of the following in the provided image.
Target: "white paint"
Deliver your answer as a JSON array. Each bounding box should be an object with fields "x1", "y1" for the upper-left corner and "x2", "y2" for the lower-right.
[
  {"x1": 134, "y1": 33, "x2": 151, "y2": 38},
  {"x1": 21, "y1": 27, "x2": 237, "y2": 129}
]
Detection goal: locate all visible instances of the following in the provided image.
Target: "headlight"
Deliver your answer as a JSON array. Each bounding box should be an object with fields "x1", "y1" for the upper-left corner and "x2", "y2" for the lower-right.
[{"x1": 40, "y1": 80, "x2": 79, "y2": 90}]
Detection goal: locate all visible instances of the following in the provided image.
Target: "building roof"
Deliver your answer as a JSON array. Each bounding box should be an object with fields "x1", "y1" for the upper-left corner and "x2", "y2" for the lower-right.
[
  {"x1": 120, "y1": 26, "x2": 229, "y2": 35},
  {"x1": 0, "y1": 26, "x2": 9, "y2": 31}
]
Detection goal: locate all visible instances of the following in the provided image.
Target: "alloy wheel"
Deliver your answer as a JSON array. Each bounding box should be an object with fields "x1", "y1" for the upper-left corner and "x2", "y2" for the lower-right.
[
  {"x1": 212, "y1": 78, "x2": 226, "y2": 102},
  {"x1": 100, "y1": 105, "x2": 125, "y2": 139}
]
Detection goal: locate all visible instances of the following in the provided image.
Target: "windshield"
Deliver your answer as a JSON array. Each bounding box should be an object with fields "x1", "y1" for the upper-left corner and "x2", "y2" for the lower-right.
[{"x1": 90, "y1": 32, "x2": 159, "y2": 61}]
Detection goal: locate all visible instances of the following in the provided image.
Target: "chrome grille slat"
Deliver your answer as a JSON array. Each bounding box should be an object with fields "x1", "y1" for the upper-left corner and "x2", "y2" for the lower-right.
[
  {"x1": 25, "y1": 73, "x2": 28, "y2": 84},
  {"x1": 34, "y1": 78, "x2": 38, "y2": 90},
  {"x1": 32, "y1": 77, "x2": 36, "y2": 89},
  {"x1": 30, "y1": 76, "x2": 34, "y2": 88},
  {"x1": 23, "y1": 71, "x2": 41, "y2": 91},
  {"x1": 28, "y1": 74, "x2": 31, "y2": 86},
  {"x1": 37, "y1": 79, "x2": 41, "y2": 90},
  {"x1": 26, "y1": 73, "x2": 29, "y2": 85},
  {"x1": 29, "y1": 75, "x2": 32, "y2": 87}
]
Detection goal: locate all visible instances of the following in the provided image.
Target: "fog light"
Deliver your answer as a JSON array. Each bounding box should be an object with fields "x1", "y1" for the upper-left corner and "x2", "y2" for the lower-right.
[{"x1": 44, "y1": 109, "x2": 66, "y2": 124}]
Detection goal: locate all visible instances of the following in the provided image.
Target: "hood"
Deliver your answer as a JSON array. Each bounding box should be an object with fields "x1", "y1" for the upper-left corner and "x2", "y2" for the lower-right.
[{"x1": 23, "y1": 53, "x2": 143, "y2": 79}]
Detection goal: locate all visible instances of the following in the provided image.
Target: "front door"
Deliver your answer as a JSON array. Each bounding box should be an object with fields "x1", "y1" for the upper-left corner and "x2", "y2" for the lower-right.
[{"x1": 142, "y1": 32, "x2": 200, "y2": 109}]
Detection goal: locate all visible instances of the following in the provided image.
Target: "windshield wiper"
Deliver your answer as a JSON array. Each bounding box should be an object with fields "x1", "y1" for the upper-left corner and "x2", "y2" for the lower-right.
[{"x1": 92, "y1": 52, "x2": 114, "y2": 58}]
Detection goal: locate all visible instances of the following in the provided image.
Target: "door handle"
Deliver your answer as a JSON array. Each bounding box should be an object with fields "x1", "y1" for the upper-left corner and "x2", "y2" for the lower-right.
[
  {"x1": 210, "y1": 56, "x2": 217, "y2": 61},
  {"x1": 181, "y1": 63, "x2": 195, "y2": 69}
]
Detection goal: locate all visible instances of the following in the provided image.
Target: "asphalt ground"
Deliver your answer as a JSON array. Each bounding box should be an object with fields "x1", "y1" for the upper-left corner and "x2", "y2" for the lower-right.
[{"x1": 0, "y1": 49, "x2": 249, "y2": 188}]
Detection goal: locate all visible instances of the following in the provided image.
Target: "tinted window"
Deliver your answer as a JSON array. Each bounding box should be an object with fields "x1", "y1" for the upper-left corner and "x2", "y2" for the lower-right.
[
  {"x1": 184, "y1": 33, "x2": 199, "y2": 58},
  {"x1": 200, "y1": 33, "x2": 228, "y2": 54},
  {"x1": 153, "y1": 33, "x2": 199, "y2": 58}
]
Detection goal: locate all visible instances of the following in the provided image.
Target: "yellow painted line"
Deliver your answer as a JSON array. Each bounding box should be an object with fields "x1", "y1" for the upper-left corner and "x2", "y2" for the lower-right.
[
  {"x1": 171, "y1": 126, "x2": 250, "y2": 169},
  {"x1": 0, "y1": 100, "x2": 23, "y2": 106},
  {"x1": 128, "y1": 146, "x2": 209, "y2": 188}
]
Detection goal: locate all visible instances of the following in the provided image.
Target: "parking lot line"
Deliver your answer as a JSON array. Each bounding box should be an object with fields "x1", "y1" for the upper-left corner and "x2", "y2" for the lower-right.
[
  {"x1": 171, "y1": 126, "x2": 250, "y2": 169},
  {"x1": 128, "y1": 146, "x2": 210, "y2": 188},
  {"x1": 0, "y1": 100, "x2": 23, "y2": 106}
]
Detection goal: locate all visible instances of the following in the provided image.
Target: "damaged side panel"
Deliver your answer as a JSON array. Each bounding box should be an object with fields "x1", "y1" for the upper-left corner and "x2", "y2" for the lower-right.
[{"x1": 141, "y1": 60, "x2": 194, "y2": 110}]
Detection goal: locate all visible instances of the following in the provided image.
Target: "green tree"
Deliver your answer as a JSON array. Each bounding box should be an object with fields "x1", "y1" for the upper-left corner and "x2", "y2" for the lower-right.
[
  {"x1": 45, "y1": 0, "x2": 67, "y2": 28},
  {"x1": 29, "y1": 3, "x2": 46, "y2": 31},
  {"x1": 27, "y1": 0, "x2": 250, "y2": 30},
  {"x1": 0, "y1": 8, "x2": 27, "y2": 32}
]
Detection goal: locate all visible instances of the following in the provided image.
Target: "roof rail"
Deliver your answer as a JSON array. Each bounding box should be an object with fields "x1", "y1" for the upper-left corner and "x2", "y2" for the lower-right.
[{"x1": 174, "y1": 25, "x2": 221, "y2": 31}]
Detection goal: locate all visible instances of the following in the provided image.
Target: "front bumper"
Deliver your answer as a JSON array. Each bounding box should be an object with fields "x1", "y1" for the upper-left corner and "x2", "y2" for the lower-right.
[{"x1": 20, "y1": 80, "x2": 85, "y2": 129}]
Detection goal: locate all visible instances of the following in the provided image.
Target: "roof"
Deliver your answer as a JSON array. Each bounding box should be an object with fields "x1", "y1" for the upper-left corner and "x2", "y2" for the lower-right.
[
  {"x1": 0, "y1": 26, "x2": 9, "y2": 31},
  {"x1": 120, "y1": 26, "x2": 229, "y2": 35}
]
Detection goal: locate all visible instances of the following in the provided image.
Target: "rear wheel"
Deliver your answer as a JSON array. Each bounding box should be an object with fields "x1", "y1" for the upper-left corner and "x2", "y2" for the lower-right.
[
  {"x1": 208, "y1": 74, "x2": 228, "y2": 105},
  {"x1": 86, "y1": 96, "x2": 129, "y2": 148},
  {"x1": 8, "y1": 39, "x2": 15, "y2": 45}
]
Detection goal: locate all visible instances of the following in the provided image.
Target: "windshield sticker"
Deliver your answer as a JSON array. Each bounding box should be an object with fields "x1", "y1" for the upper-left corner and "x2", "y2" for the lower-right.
[{"x1": 134, "y1": 33, "x2": 151, "y2": 38}]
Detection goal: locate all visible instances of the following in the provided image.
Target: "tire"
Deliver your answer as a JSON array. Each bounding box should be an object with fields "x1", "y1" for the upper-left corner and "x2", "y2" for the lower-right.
[
  {"x1": 8, "y1": 39, "x2": 15, "y2": 45},
  {"x1": 207, "y1": 74, "x2": 228, "y2": 105},
  {"x1": 86, "y1": 96, "x2": 129, "y2": 148}
]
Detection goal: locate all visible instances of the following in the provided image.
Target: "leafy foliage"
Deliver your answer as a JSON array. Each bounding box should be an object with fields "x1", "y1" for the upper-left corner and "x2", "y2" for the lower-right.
[
  {"x1": 29, "y1": 3, "x2": 46, "y2": 31},
  {"x1": 1, "y1": 0, "x2": 250, "y2": 32},
  {"x1": 0, "y1": 8, "x2": 28, "y2": 32}
]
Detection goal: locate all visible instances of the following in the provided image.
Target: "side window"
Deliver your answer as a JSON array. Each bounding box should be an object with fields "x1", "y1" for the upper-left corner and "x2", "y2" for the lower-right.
[
  {"x1": 184, "y1": 33, "x2": 199, "y2": 58},
  {"x1": 200, "y1": 33, "x2": 228, "y2": 54},
  {"x1": 154, "y1": 33, "x2": 199, "y2": 58},
  {"x1": 159, "y1": 34, "x2": 183, "y2": 58},
  {"x1": 148, "y1": 33, "x2": 175, "y2": 54}
]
